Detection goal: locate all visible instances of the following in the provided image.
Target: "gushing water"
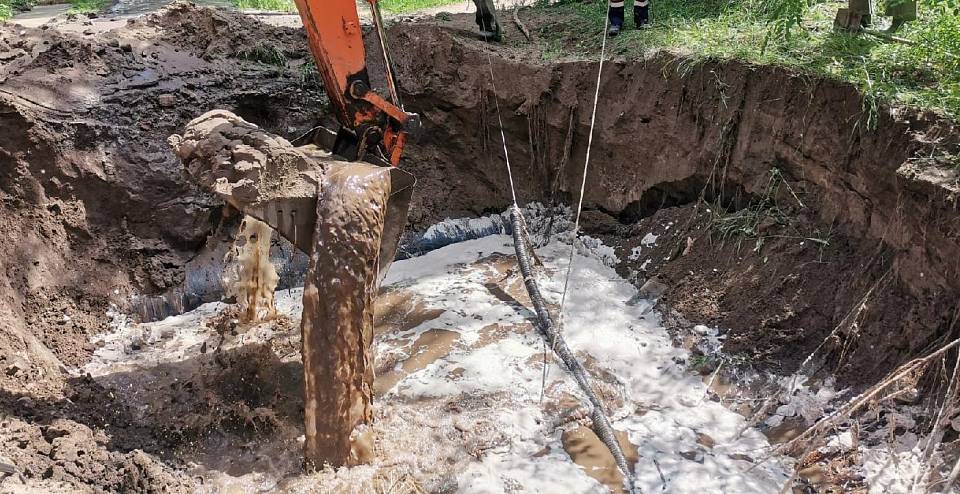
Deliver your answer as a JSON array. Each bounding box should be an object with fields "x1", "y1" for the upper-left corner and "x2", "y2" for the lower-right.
[{"x1": 223, "y1": 215, "x2": 280, "y2": 323}]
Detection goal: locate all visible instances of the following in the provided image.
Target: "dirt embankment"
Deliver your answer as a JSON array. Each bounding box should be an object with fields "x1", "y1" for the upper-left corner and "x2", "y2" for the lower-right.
[
  {"x1": 385, "y1": 18, "x2": 960, "y2": 385},
  {"x1": 0, "y1": 4, "x2": 323, "y2": 490}
]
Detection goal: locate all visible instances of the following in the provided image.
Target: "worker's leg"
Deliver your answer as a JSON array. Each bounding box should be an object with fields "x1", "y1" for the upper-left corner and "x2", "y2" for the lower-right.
[
  {"x1": 635, "y1": 0, "x2": 650, "y2": 27},
  {"x1": 473, "y1": 0, "x2": 501, "y2": 41},
  {"x1": 608, "y1": 0, "x2": 624, "y2": 36}
]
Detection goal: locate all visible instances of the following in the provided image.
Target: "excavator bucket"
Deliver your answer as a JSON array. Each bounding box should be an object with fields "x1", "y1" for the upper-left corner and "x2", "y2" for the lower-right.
[
  {"x1": 170, "y1": 110, "x2": 415, "y2": 467},
  {"x1": 169, "y1": 110, "x2": 414, "y2": 276}
]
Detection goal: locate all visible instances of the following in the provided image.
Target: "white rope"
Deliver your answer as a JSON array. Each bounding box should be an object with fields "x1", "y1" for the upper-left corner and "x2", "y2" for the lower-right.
[
  {"x1": 483, "y1": 50, "x2": 519, "y2": 207},
  {"x1": 549, "y1": 2, "x2": 612, "y2": 377},
  {"x1": 478, "y1": 6, "x2": 611, "y2": 399}
]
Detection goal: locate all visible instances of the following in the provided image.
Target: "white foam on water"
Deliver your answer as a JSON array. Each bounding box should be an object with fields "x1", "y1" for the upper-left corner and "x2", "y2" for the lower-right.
[
  {"x1": 862, "y1": 446, "x2": 924, "y2": 494},
  {"x1": 379, "y1": 234, "x2": 791, "y2": 493},
  {"x1": 88, "y1": 210, "x2": 803, "y2": 493}
]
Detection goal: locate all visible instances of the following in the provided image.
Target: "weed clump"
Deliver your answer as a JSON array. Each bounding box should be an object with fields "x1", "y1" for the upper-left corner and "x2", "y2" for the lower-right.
[
  {"x1": 236, "y1": 42, "x2": 287, "y2": 66},
  {"x1": 710, "y1": 168, "x2": 831, "y2": 258}
]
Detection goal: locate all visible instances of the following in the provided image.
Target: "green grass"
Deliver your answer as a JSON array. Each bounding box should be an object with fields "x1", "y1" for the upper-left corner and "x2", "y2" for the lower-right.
[
  {"x1": 69, "y1": 0, "x2": 110, "y2": 14},
  {"x1": 232, "y1": 0, "x2": 296, "y2": 12},
  {"x1": 380, "y1": 0, "x2": 460, "y2": 14},
  {"x1": 530, "y1": 0, "x2": 960, "y2": 121},
  {"x1": 0, "y1": 0, "x2": 34, "y2": 20}
]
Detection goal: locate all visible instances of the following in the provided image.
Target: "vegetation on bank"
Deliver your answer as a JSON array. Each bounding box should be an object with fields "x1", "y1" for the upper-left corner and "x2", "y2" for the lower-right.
[
  {"x1": 380, "y1": 0, "x2": 459, "y2": 14},
  {"x1": 232, "y1": 0, "x2": 296, "y2": 12},
  {"x1": 68, "y1": 0, "x2": 110, "y2": 14},
  {"x1": 0, "y1": 0, "x2": 33, "y2": 20},
  {"x1": 531, "y1": 0, "x2": 960, "y2": 121}
]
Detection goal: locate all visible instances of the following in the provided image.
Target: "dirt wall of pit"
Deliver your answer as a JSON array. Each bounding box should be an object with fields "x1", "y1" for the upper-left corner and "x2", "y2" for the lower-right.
[
  {"x1": 0, "y1": 4, "x2": 325, "y2": 393},
  {"x1": 385, "y1": 23, "x2": 960, "y2": 384}
]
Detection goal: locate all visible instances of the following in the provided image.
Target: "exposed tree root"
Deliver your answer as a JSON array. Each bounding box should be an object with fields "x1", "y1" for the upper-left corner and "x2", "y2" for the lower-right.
[{"x1": 513, "y1": 7, "x2": 531, "y2": 41}]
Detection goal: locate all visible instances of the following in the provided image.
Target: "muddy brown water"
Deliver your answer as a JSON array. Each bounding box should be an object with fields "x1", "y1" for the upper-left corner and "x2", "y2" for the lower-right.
[
  {"x1": 223, "y1": 215, "x2": 280, "y2": 322},
  {"x1": 561, "y1": 426, "x2": 639, "y2": 494},
  {"x1": 170, "y1": 110, "x2": 414, "y2": 468},
  {"x1": 374, "y1": 328, "x2": 460, "y2": 396},
  {"x1": 296, "y1": 162, "x2": 397, "y2": 468}
]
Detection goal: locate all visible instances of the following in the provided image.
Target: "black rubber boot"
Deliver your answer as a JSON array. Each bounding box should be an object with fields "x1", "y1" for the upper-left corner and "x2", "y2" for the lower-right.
[
  {"x1": 474, "y1": 0, "x2": 502, "y2": 41},
  {"x1": 608, "y1": 4, "x2": 624, "y2": 36},
  {"x1": 635, "y1": 1, "x2": 650, "y2": 28}
]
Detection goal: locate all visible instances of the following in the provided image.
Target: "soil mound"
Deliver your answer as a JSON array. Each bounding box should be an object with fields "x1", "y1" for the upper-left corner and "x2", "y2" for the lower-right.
[{"x1": 138, "y1": 2, "x2": 306, "y2": 60}]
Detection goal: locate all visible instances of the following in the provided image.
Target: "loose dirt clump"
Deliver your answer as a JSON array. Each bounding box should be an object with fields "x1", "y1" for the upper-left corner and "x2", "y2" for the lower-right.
[{"x1": 0, "y1": 417, "x2": 191, "y2": 494}]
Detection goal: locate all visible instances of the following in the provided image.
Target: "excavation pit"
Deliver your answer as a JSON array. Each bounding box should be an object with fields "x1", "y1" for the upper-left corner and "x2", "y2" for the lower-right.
[{"x1": 1, "y1": 3, "x2": 958, "y2": 493}]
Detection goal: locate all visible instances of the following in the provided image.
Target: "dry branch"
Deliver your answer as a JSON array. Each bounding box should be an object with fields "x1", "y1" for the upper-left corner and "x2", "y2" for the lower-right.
[
  {"x1": 513, "y1": 7, "x2": 531, "y2": 41},
  {"x1": 768, "y1": 337, "x2": 960, "y2": 490}
]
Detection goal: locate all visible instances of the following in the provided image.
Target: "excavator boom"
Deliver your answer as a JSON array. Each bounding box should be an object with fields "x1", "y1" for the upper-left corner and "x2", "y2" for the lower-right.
[
  {"x1": 175, "y1": 0, "x2": 422, "y2": 470},
  {"x1": 292, "y1": 0, "x2": 414, "y2": 165}
]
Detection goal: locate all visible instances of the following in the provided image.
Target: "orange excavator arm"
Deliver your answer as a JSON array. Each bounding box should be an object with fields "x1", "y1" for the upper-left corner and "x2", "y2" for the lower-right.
[{"x1": 292, "y1": 0, "x2": 416, "y2": 166}]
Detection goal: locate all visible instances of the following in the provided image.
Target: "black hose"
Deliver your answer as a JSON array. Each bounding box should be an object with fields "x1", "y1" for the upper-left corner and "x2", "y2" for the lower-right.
[{"x1": 509, "y1": 206, "x2": 636, "y2": 492}]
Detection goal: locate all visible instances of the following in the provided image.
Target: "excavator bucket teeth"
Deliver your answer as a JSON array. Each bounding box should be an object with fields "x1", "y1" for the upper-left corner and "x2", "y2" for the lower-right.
[{"x1": 169, "y1": 110, "x2": 415, "y2": 272}]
